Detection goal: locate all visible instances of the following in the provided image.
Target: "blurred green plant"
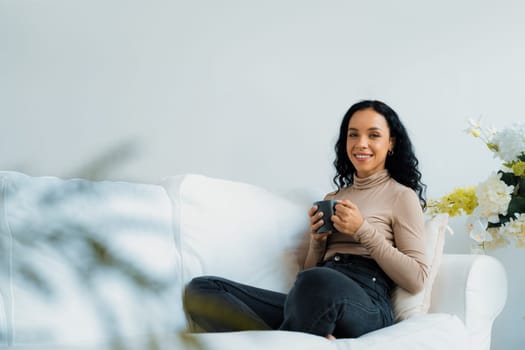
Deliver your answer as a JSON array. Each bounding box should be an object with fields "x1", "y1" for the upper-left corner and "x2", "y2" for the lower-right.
[
  {"x1": 0, "y1": 140, "x2": 188, "y2": 350},
  {"x1": 68, "y1": 138, "x2": 142, "y2": 181}
]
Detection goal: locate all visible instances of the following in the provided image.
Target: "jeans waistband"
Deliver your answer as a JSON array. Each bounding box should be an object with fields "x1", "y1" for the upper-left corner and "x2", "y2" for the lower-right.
[
  {"x1": 318, "y1": 253, "x2": 394, "y2": 289},
  {"x1": 324, "y1": 253, "x2": 378, "y2": 266}
]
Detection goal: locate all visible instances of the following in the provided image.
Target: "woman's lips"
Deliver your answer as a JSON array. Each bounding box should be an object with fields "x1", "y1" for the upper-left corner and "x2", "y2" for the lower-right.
[{"x1": 354, "y1": 154, "x2": 372, "y2": 160}]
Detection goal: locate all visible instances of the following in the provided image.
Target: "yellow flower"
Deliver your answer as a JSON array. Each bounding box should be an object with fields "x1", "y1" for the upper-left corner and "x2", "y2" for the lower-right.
[
  {"x1": 427, "y1": 187, "x2": 478, "y2": 217},
  {"x1": 512, "y1": 161, "x2": 525, "y2": 176}
]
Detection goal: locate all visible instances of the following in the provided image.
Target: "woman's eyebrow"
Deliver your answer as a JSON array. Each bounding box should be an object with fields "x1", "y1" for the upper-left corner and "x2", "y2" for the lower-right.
[{"x1": 347, "y1": 127, "x2": 383, "y2": 131}]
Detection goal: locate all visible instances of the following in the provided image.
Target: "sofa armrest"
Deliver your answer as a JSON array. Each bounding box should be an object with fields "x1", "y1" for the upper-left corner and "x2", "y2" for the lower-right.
[{"x1": 429, "y1": 254, "x2": 507, "y2": 350}]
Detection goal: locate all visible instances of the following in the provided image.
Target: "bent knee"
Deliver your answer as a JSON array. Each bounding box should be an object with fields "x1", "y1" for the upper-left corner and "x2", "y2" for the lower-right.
[
  {"x1": 295, "y1": 267, "x2": 344, "y2": 292},
  {"x1": 185, "y1": 276, "x2": 216, "y2": 293},
  {"x1": 183, "y1": 276, "x2": 221, "y2": 308},
  {"x1": 297, "y1": 267, "x2": 340, "y2": 282}
]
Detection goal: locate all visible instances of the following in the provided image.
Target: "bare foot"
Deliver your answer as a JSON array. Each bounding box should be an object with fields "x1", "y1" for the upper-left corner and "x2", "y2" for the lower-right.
[{"x1": 326, "y1": 334, "x2": 336, "y2": 341}]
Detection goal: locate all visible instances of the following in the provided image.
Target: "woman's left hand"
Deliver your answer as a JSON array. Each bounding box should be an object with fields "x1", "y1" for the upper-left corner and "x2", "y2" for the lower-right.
[{"x1": 331, "y1": 200, "x2": 364, "y2": 236}]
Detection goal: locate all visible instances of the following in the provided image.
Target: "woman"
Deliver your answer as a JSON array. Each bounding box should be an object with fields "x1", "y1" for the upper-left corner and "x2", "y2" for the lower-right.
[{"x1": 183, "y1": 100, "x2": 428, "y2": 339}]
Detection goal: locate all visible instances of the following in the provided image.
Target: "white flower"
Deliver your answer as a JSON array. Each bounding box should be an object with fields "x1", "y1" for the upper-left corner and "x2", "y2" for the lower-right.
[
  {"x1": 485, "y1": 227, "x2": 510, "y2": 250},
  {"x1": 464, "y1": 117, "x2": 496, "y2": 143},
  {"x1": 466, "y1": 215, "x2": 492, "y2": 242},
  {"x1": 499, "y1": 213, "x2": 525, "y2": 247},
  {"x1": 475, "y1": 172, "x2": 514, "y2": 223},
  {"x1": 490, "y1": 123, "x2": 525, "y2": 162},
  {"x1": 465, "y1": 117, "x2": 482, "y2": 137},
  {"x1": 466, "y1": 117, "x2": 482, "y2": 128}
]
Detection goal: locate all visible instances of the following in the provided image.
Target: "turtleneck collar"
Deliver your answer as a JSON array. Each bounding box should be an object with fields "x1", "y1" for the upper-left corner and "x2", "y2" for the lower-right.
[{"x1": 352, "y1": 169, "x2": 390, "y2": 190}]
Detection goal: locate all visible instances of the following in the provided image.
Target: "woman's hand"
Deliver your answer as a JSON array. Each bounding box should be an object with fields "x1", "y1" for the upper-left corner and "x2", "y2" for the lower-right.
[
  {"x1": 332, "y1": 200, "x2": 364, "y2": 236},
  {"x1": 308, "y1": 205, "x2": 331, "y2": 241}
]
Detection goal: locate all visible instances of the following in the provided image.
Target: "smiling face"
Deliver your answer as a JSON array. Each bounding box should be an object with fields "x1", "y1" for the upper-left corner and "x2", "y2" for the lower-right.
[{"x1": 346, "y1": 108, "x2": 394, "y2": 178}]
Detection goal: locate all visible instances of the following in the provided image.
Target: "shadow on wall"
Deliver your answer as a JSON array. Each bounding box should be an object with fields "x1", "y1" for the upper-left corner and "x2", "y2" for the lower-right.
[
  {"x1": 5, "y1": 138, "x2": 143, "y2": 182},
  {"x1": 67, "y1": 138, "x2": 143, "y2": 181}
]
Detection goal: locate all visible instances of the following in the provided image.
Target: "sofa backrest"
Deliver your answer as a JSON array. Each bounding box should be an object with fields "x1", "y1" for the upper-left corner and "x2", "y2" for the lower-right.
[{"x1": 161, "y1": 174, "x2": 318, "y2": 294}]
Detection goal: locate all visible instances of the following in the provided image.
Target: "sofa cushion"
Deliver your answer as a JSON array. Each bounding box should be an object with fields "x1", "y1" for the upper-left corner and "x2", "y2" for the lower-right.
[
  {"x1": 344, "y1": 313, "x2": 468, "y2": 350},
  {"x1": 391, "y1": 214, "x2": 449, "y2": 321},
  {"x1": 184, "y1": 329, "x2": 334, "y2": 350},
  {"x1": 180, "y1": 313, "x2": 467, "y2": 350},
  {"x1": 162, "y1": 174, "x2": 312, "y2": 293}
]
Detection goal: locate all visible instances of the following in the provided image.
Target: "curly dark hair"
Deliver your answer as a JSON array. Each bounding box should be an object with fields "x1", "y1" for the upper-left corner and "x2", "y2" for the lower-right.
[{"x1": 333, "y1": 100, "x2": 427, "y2": 208}]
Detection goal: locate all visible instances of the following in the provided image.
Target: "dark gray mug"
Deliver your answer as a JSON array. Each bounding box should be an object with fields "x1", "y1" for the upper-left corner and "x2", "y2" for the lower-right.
[{"x1": 313, "y1": 199, "x2": 339, "y2": 233}]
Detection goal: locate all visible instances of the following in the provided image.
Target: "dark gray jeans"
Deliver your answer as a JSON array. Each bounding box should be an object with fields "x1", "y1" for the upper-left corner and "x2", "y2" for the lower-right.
[{"x1": 183, "y1": 253, "x2": 394, "y2": 338}]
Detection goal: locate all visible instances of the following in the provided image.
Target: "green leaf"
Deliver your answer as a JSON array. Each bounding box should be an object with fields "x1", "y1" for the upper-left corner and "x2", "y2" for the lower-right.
[
  {"x1": 487, "y1": 143, "x2": 499, "y2": 152},
  {"x1": 488, "y1": 196, "x2": 525, "y2": 228},
  {"x1": 518, "y1": 177, "x2": 525, "y2": 197},
  {"x1": 491, "y1": 215, "x2": 511, "y2": 227},
  {"x1": 508, "y1": 195, "x2": 525, "y2": 215},
  {"x1": 499, "y1": 171, "x2": 519, "y2": 187}
]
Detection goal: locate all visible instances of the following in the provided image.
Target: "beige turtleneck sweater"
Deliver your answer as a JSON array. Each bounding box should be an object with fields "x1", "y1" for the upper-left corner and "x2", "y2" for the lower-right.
[{"x1": 303, "y1": 169, "x2": 428, "y2": 294}]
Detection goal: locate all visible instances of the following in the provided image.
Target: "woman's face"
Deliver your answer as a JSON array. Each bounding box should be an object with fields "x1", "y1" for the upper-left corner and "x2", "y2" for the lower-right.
[{"x1": 346, "y1": 108, "x2": 394, "y2": 178}]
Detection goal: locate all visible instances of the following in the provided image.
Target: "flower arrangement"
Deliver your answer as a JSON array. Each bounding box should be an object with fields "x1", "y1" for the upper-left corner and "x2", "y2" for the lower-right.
[{"x1": 428, "y1": 119, "x2": 525, "y2": 249}]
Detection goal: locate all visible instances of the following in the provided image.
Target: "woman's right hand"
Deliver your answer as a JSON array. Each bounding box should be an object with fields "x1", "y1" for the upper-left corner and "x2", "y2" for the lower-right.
[{"x1": 308, "y1": 205, "x2": 331, "y2": 241}]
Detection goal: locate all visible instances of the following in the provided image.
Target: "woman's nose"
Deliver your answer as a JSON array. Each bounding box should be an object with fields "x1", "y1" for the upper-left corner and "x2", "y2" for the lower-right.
[{"x1": 355, "y1": 136, "x2": 368, "y2": 147}]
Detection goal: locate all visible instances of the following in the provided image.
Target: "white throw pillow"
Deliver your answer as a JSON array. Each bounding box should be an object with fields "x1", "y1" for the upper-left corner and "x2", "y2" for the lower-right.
[
  {"x1": 162, "y1": 174, "x2": 311, "y2": 293},
  {"x1": 391, "y1": 214, "x2": 449, "y2": 321}
]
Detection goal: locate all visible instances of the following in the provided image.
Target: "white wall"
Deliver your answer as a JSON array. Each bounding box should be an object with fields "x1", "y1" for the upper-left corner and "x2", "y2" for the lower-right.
[{"x1": 1, "y1": 0, "x2": 524, "y2": 348}]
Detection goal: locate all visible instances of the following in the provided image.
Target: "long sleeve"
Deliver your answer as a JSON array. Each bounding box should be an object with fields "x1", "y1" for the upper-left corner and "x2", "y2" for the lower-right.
[
  {"x1": 355, "y1": 189, "x2": 428, "y2": 294},
  {"x1": 303, "y1": 236, "x2": 326, "y2": 269}
]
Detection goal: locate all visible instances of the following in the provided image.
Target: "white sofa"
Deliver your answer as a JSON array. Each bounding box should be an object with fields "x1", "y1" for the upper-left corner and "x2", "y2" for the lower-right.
[{"x1": 0, "y1": 171, "x2": 507, "y2": 349}]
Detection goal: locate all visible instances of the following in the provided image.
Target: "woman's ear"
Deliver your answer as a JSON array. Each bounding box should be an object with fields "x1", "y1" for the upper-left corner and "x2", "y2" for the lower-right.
[{"x1": 389, "y1": 137, "x2": 396, "y2": 152}]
